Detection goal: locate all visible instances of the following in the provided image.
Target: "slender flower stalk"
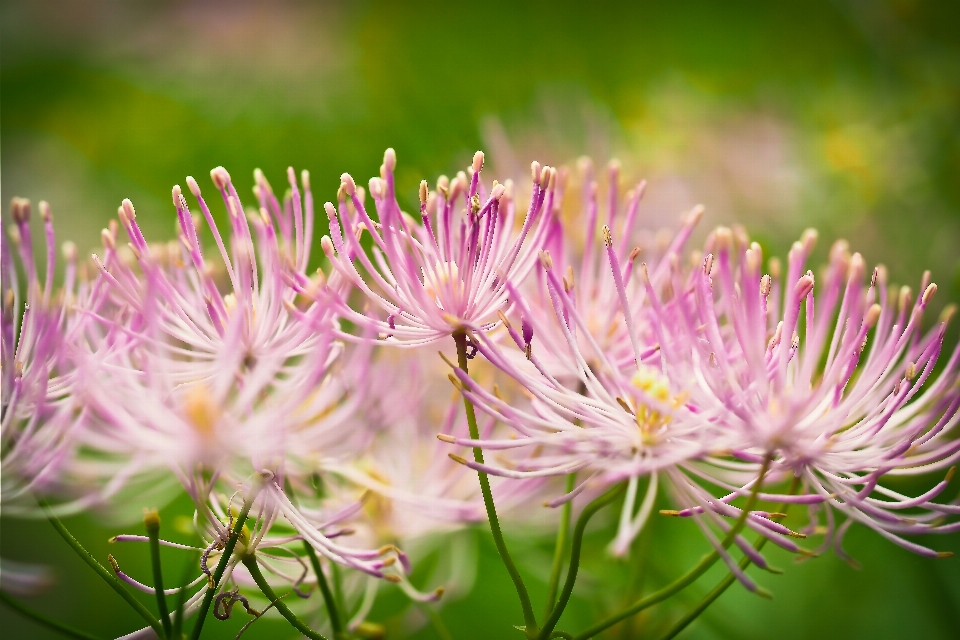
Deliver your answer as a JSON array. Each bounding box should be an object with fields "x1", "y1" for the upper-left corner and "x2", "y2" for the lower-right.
[
  {"x1": 241, "y1": 554, "x2": 329, "y2": 640},
  {"x1": 40, "y1": 501, "x2": 164, "y2": 637},
  {"x1": 453, "y1": 330, "x2": 539, "y2": 637}
]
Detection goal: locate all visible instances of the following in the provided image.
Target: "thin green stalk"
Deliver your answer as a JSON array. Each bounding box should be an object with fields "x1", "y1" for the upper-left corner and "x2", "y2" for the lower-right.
[
  {"x1": 39, "y1": 500, "x2": 164, "y2": 638},
  {"x1": 287, "y1": 475, "x2": 345, "y2": 638},
  {"x1": 424, "y1": 605, "x2": 454, "y2": 640},
  {"x1": 172, "y1": 551, "x2": 198, "y2": 640},
  {"x1": 0, "y1": 589, "x2": 104, "y2": 640},
  {"x1": 453, "y1": 330, "x2": 539, "y2": 636},
  {"x1": 544, "y1": 472, "x2": 577, "y2": 619},
  {"x1": 330, "y1": 560, "x2": 347, "y2": 624},
  {"x1": 190, "y1": 477, "x2": 265, "y2": 640},
  {"x1": 144, "y1": 509, "x2": 172, "y2": 638},
  {"x1": 571, "y1": 456, "x2": 773, "y2": 640},
  {"x1": 539, "y1": 483, "x2": 626, "y2": 640},
  {"x1": 241, "y1": 555, "x2": 329, "y2": 640},
  {"x1": 303, "y1": 541, "x2": 344, "y2": 638},
  {"x1": 658, "y1": 475, "x2": 802, "y2": 640}
]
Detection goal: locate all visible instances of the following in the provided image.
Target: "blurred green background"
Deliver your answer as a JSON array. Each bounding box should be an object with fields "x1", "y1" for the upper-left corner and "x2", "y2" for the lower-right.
[{"x1": 2, "y1": 0, "x2": 959, "y2": 638}]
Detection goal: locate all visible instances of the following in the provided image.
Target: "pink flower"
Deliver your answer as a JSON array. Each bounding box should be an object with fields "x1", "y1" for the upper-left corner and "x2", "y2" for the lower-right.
[
  {"x1": 519, "y1": 158, "x2": 703, "y2": 378},
  {"x1": 321, "y1": 149, "x2": 555, "y2": 346},
  {"x1": 1, "y1": 198, "x2": 91, "y2": 511},
  {"x1": 640, "y1": 226, "x2": 960, "y2": 560},
  {"x1": 93, "y1": 166, "x2": 336, "y2": 377}
]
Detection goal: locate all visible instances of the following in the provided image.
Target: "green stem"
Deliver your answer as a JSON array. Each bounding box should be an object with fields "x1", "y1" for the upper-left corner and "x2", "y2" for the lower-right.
[
  {"x1": 330, "y1": 560, "x2": 348, "y2": 624},
  {"x1": 571, "y1": 455, "x2": 773, "y2": 640},
  {"x1": 453, "y1": 330, "x2": 538, "y2": 636},
  {"x1": 0, "y1": 590, "x2": 104, "y2": 640},
  {"x1": 544, "y1": 473, "x2": 577, "y2": 619},
  {"x1": 190, "y1": 477, "x2": 265, "y2": 640},
  {"x1": 144, "y1": 510, "x2": 172, "y2": 638},
  {"x1": 539, "y1": 483, "x2": 626, "y2": 640},
  {"x1": 172, "y1": 552, "x2": 198, "y2": 640},
  {"x1": 658, "y1": 475, "x2": 802, "y2": 640},
  {"x1": 241, "y1": 555, "x2": 329, "y2": 640},
  {"x1": 285, "y1": 476, "x2": 345, "y2": 637},
  {"x1": 424, "y1": 605, "x2": 454, "y2": 640},
  {"x1": 39, "y1": 501, "x2": 164, "y2": 638},
  {"x1": 303, "y1": 541, "x2": 344, "y2": 637}
]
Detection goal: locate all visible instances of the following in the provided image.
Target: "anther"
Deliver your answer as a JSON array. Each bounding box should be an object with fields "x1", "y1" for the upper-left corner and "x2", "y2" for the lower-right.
[
  {"x1": 703, "y1": 253, "x2": 715, "y2": 276},
  {"x1": 563, "y1": 265, "x2": 575, "y2": 292},
  {"x1": 472, "y1": 150, "x2": 484, "y2": 174},
  {"x1": 531, "y1": 161, "x2": 542, "y2": 185},
  {"x1": 419, "y1": 180, "x2": 428, "y2": 207},
  {"x1": 922, "y1": 283, "x2": 937, "y2": 306},
  {"x1": 448, "y1": 454, "x2": 468, "y2": 465},
  {"x1": 939, "y1": 304, "x2": 957, "y2": 324},
  {"x1": 686, "y1": 204, "x2": 705, "y2": 227},
  {"x1": 39, "y1": 201, "x2": 51, "y2": 222},
  {"x1": 864, "y1": 303, "x2": 881, "y2": 328},
  {"x1": 760, "y1": 274, "x2": 772, "y2": 297},
  {"x1": 341, "y1": 174, "x2": 357, "y2": 197},
  {"x1": 210, "y1": 166, "x2": 231, "y2": 190},
  {"x1": 437, "y1": 434, "x2": 456, "y2": 443},
  {"x1": 714, "y1": 227, "x2": 733, "y2": 252},
  {"x1": 659, "y1": 510, "x2": 681, "y2": 517},
  {"x1": 377, "y1": 148, "x2": 395, "y2": 175},
  {"x1": 11, "y1": 197, "x2": 30, "y2": 224},
  {"x1": 539, "y1": 250, "x2": 553, "y2": 270},
  {"x1": 906, "y1": 362, "x2": 917, "y2": 381},
  {"x1": 602, "y1": 225, "x2": 613, "y2": 248},
  {"x1": 185, "y1": 176, "x2": 202, "y2": 199},
  {"x1": 121, "y1": 199, "x2": 137, "y2": 222},
  {"x1": 898, "y1": 286, "x2": 913, "y2": 311}
]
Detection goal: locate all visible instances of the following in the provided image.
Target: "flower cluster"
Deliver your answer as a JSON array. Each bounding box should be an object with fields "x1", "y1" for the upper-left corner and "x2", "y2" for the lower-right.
[{"x1": 2, "y1": 149, "x2": 958, "y2": 639}]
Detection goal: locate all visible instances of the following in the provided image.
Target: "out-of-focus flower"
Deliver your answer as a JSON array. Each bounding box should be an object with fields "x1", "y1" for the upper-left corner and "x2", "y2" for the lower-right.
[
  {"x1": 59, "y1": 169, "x2": 413, "y2": 604},
  {"x1": 522, "y1": 157, "x2": 703, "y2": 376},
  {"x1": 321, "y1": 149, "x2": 555, "y2": 346},
  {"x1": 1, "y1": 198, "x2": 91, "y2": 512},
  {"x1": 91, "y1": 166, "x2": 336, "y2": 377}
]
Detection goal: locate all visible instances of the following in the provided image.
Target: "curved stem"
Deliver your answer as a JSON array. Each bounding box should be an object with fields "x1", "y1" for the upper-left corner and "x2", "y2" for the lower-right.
[
  {"x1": 658, "y1": 475, "x2": 802, "y2": 640},
  {"x1": 145, "y1": 511, "x2": 172, "y2": 638},
  {"x1": 190, "y1": 478, "x2": 265, "y2": 640},
  {"x1": 544, "y1": 473, "x2": 577, "y2": 619},
  {"x1": 303, "y1": 541, "x2": 344, "y2": 637},
  {"x1": 572, "y1": 455, "x2": 773, "y2": 640},
  {"x1": 241, "y1": 555, "x2": 329, "y2": 640},
  {"x1": 539, "y1": 483, "x2": 625, "y2": 640},
  {"x1": 453, "y1": 330, "x2": 538, "y2": 636},
  {"x1": 39, "y1": 501, "x2": 163, "y2": 638},
  {"x1": 0, "y1": 589, "x2": 104, "y2": 640}
]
